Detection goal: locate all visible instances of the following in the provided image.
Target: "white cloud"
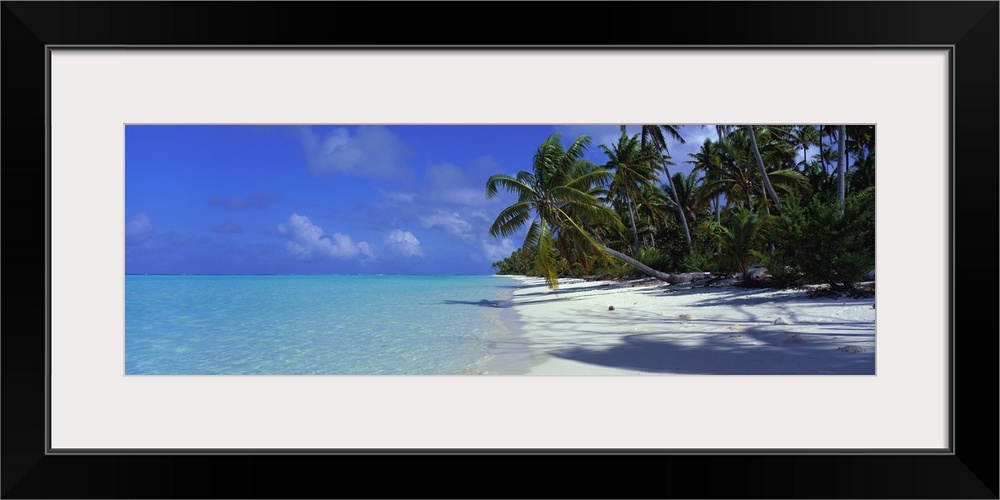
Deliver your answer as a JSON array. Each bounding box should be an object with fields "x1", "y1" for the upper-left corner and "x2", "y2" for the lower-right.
[
  {"x1": 425, "y1": 162, "x2": 466, "y2": 186},
  {"x1": 379, "y1": 190, "x2": 416, "y2": 203},
  {"x1": 438, "y1": 188, "x2": 487, "y2": 206},
  {"x1": 468, "y1": 155, "x2": 504, "y2": 176},
  {"x1": 125, "y1": 212, "x2": 154, "y2": 246},
  {"x1": 681, "y1": 126, "x2": 716, "y2": 148},
  {"x1": 425, "y1": 162, "x2": 496, "y2": 207},
  {"x1": 357, "y1": 241, "x2": 376, "y2": 260},
  {"x1": 299, "y1": 126, "x2": 411, "y2": 178},
  {"x1": 467, "y1": 210, "x2": 493, "y2": 223},
  {"x1": 277, "y1": 213, "x2": 371, "y2": 260},
  {"x1": 482, "y1": 238, "x2": 517, "y2": 262},
  {"x1": 386, "y1": 229, "x2": 423, "y2": 257},
  {"x1": 419, "y1": 211, "x2": 473, "y2": 239}
]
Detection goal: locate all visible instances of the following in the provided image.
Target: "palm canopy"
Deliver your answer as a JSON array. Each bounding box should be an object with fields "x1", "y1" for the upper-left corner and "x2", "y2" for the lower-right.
[
  {"x1": 687, "y1": 138, "x2": 726, "y2": 187},
  {"x1": 666, "y1": 171, "x2": 705, "y2": 223},
  {"x1": 486, "y1": 132, "x2": 621, "y2": 288},
  {"x1": 600, "y1": 129, "x2": 660, "y2": 250},
  {"x1": 791, "y1": 125, "x2": 820, "y2": 168},
  {"x1": 693, "y1": 128, "x2": 810, "y2": 212},
  {"x1": 601, "y1": 129, "x2": 659, "y2": 205},
  {"x1": 640, "y1": 125, "x2": 685, "y2": 155},
  {"x1": 640, "y1": 124, "x2": 693, "y2": 248}
]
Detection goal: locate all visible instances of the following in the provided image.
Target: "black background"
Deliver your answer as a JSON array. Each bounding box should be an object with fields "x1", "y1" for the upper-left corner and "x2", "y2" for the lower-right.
[{"x1": 2, "y1": 2, "x2": 997, "y2": 498}]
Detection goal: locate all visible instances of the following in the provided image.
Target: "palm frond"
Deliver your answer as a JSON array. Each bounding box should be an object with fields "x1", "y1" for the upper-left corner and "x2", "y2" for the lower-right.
[
  {"x1": 486, "y1": 173, "x2": 535, "y2": 200},
  {"x1": 765, "y1": 169, "x2": 812, "y2": 196},
  {"x1": 522, "y1": 219, "x2": 541, "y2": 250},
  {"x1": 488, "y1": 201, "x2": 533, "y2": 238},
  {"x1": 535, "y1": 220, "x2": 559, "y2": 289},
  {"x1": 553, "y1": 205, "x2": 617, "y2": 262}
]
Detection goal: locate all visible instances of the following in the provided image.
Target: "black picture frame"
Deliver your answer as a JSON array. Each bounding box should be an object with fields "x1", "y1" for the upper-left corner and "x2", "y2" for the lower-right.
[{"x1": 3, "y1": 2, "x2": 997, "y2": 498}]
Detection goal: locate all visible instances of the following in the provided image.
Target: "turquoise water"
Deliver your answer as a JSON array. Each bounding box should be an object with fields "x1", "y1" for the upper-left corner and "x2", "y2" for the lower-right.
[{"x1": 125, "y1": 275, "x2": 520, "y2": 375}]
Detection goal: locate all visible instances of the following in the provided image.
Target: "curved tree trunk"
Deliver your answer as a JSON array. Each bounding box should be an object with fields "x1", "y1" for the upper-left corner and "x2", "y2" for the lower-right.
[
  {"x1": 661, "y1": 159, "x2": 692, "y2": 249},
  {"x1": 818, "y1": 135, "x2": 829, "y2": 174},
  {"x1": 837, "y1": 124, "x2": 846, "y2": 212},
  {"x1": 600, "y1": 245, "x2": 674, "y2": 282},
  {"x1": 745, "y1": 125, "x2": 783, "y2": 212},
  {"x1": 626, "y1": 195, "x2": 641, "y2": 250}
]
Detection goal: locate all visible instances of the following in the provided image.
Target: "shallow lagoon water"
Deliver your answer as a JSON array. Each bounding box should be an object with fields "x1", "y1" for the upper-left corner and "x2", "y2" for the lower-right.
[{"x1": 125, "y1": 275, "x2": 518, "y2": 375}]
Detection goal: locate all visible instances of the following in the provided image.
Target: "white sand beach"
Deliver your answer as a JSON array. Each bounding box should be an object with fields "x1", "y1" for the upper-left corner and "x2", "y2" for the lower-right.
[{"x1": 487, "y1": 276, "x2": 876, "y2": 375}]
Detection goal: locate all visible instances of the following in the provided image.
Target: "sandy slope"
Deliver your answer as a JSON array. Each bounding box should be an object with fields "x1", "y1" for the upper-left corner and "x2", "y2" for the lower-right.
[{"x1": 487, "y1": 276, "x2": 876, "y2": 375}]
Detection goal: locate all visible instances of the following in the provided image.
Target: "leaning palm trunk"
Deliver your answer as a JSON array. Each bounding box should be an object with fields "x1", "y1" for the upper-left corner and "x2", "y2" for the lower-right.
[
  {"x1": 715, "y1": 128, "x2": 725, "y2": 225},
  {"x1": 599, "y1": 245, "x2": 674, "y2": 282},
  {"x1": 837, "y1": 124, "x2": 846, "y2": 212},
  {"x1": 626, "y1": 196, "x2": 641, "y2": 250},
  {"x1": 660, "y1": 159, "x2": 692, "y2": 249},
  {"x1": 745, "y1": 125, "x2": 783, "y2": 212},
  {"x1": 818, "y1": 136, "x2": 829, "y2": 174}
]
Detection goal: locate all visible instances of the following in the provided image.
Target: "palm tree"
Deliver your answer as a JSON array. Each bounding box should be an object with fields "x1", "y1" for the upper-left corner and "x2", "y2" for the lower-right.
[
  {"x1": 843, "y1": 125, "x2": 874, "y2": 198},
  {"x1": 633, "y1": 182, "x2": 673, "y2": 247},
  {"x1": 846, "y1": 125, "x2": 875, "y2": 155},
  {"x1": 667, "y1": 171, "x2": 704, "y2": 226},
  {"x1": 802, "y1": 161, "x2": 837, "y2": 203},
  {"x1": 837, "y1": 124, "x2": 847, "y2": 209},
  {"x1": 848, "y1": 149, "x2": 876, "y2": 195},
  {"x1": 695, "y1": 130, "x2": 810, "y2": 212},
  {"x1": 696, "y1": 162, "x2": 811, "y2": 214},
  {"x1": 687, "y1": 138, "x2": 726, "y2": 223},
  {"x1": 485, "y1": 133, "x2": 616, "y2": 288},
  {"x1": 600, "y1": 128, "x2": 659, "y2": 251},
  {"x1": 812, "y1": 145, "x2": 838, "y2": 177},
  {"x1": 487, "y1": 133, "x2": 672, "y2": 288},
  {"x1": 712, "y1": 126, "x2": 737, "y2": 222},
  {"x1": 819, "y1": 125, "x2": 841, "y2": 175},
  {"x1": 745, "y1": 125, "x2": 785, "y2": 212},
  {"x1": 640, "y1": 125, "x2": 691, "y2": 249},
  {"x1": 717, "y1": 209, "x2": 772, "y2": 284},
  {"x1": 791, "y1": 125, "x2": 820, "y2": 170}
]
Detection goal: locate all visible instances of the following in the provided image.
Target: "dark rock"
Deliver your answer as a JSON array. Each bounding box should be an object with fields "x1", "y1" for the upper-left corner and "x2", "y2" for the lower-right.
[{"x1": 608, "y1": 305, "x2": 615, "y2": 311}]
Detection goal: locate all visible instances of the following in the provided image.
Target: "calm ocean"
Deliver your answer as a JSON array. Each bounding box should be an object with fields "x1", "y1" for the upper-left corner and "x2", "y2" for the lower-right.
[{"x1": 125, "y1": 275, "x2": 521, "y2": 375}]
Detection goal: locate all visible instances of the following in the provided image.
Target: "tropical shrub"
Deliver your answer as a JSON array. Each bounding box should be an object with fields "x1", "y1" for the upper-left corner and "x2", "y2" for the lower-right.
[
  {"x1": 650, "y1": 223, "x2": 689, "y2": 273},
  {"x1": 770, "y1": 188, "x2": 875, "y2": 289},
  {"x1": 750, "y1": 248, "x2": 802, "y2": 287},
  {"x1": 713, "y1": 209, "x2": 773, "y2": 283},
  {"x1": 681, "y1": 249, "x2": 719, "y2": 274}
]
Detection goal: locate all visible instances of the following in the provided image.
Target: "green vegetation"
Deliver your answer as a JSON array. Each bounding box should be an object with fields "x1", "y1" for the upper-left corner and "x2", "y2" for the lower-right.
[
  {"x1": 765, "y1": 188, "x2": 876, "y2": 289},
  {"x1": 489, "y1": 125, "x2": 876, "y2": 291}
]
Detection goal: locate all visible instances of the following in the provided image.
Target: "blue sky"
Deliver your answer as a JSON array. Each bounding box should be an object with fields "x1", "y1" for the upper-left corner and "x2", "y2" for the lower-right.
[{"x1": 125, "y1": 124, "x2": 717, "y2": 275}]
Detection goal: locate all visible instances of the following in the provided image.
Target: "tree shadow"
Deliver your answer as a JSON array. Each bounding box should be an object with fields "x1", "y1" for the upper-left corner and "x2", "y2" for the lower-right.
[
  {"x1": 632, "y1": 284, "x2": 875, "y2": 315},
  {"x1": 547, "y1": 333, "x2": 875, "y2": 375},
  {"x1": 518, "y1": 302, "x2": 875, "y2": 375},
  {"x1": 442, "y1": 298, "x2": 514, "y2": 308}
]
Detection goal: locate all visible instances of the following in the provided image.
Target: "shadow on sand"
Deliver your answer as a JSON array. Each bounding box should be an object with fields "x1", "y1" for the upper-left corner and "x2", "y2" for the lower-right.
[{"x1": 547, "y1": 332, "x2": 875, "y2": 375}]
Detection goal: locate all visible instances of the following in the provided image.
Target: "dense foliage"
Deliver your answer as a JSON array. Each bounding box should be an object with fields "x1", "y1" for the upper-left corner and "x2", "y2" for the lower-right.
[
  {"x1": 489, "y1": 125, "x2": 876, "y2": 291},
  {"x1": 762, "y1": 188, "x2": 876, "y2": 289}
]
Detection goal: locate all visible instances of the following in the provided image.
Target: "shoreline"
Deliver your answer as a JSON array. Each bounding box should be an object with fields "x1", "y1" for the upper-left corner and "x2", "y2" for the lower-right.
[
  {"x1": 474, "y1": 276, "x2": 541, "y2": 375},
  {"x1": 486, "y1": 274, "x2": 876, "y2": 375}
]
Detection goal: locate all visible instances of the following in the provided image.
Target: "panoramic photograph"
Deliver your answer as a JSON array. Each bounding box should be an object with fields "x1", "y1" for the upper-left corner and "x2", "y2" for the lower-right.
[{"x1": 125, "y1": 124, "x2": 875, "y2": 375}]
